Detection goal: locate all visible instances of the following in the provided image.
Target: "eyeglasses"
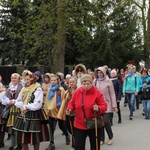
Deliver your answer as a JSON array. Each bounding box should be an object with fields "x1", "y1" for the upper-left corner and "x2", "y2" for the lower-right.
[{"x1": 77, "y1": 69, "x2": 83, "y2": 72}]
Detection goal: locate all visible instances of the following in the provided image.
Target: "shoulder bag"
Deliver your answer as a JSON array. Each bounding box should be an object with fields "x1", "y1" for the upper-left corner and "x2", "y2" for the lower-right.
[{"x1": 81, "y1": 93, "x2": 103, "y2": 129}]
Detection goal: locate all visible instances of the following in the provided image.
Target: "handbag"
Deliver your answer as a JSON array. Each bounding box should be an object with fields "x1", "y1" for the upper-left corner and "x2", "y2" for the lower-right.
[
  {"x1": 1, "y1": 105, "x2": 10, "y2": 120},
  {"x1": 86, "y1": 117, "x2": 103, "y2": 129},
  {"x1": 81, "y1": 94, "x2": 103, "y2": 129}
]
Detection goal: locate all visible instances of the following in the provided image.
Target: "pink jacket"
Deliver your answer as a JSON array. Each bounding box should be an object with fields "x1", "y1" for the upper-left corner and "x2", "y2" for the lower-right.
[{"x1": 93, "y1": 67, "x2": 117, "y2": 113}]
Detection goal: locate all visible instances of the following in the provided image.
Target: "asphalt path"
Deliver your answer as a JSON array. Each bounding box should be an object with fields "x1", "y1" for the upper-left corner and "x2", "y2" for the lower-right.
[{"x1": 2, "y1": 100, "x2": 150, "y2": 150}]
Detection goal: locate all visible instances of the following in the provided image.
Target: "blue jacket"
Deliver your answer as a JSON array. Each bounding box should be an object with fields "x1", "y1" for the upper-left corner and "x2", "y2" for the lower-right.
[
  {"x1": 123, "y1": 74, "x2": 139, "y2": 94},
  {"x1": 139, "y1": 76, "x2": 150, "y2": 89}
]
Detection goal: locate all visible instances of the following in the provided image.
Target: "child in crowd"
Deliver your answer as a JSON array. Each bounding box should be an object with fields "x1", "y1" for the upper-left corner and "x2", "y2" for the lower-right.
[{"x1": 139, "y1": 80, "x2": 150, "y2": 119}]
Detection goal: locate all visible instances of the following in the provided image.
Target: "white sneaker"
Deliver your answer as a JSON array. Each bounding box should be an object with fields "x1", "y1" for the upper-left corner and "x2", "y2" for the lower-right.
[
  {"x1": 108, "y1": 139, "x2": 113, "y2": 145},
  {"x1": 100, "y1": 141, "x2": 104, "y2": 145}
]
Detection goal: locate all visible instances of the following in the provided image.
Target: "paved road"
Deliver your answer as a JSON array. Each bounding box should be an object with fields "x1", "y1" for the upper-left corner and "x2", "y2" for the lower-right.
[{"x1": 3, "y1": 101, "x2": 150, "y2": 150}]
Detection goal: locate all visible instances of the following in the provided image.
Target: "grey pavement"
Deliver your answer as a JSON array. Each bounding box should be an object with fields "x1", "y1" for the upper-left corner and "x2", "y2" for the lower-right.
[{"x1": 2, "y1": 101, "x2": 150, "y2": 150}]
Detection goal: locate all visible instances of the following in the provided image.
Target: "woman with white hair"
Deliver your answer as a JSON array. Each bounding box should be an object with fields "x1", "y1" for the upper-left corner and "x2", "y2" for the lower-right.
[{"x1": 2, "y1": 73, "x2": 23, "y2": 150}]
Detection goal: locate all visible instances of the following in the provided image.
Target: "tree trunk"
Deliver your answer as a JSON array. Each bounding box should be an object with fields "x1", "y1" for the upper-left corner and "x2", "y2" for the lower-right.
[
  {"x1": 145, "y1": 0, "x2": 150, "y2": 66},
  {"x1": 145, "y1": 0, "x2": 150, "y2": 55},
  {"x1": 52, "y1": 0, "x2": 67, "y2": 73}
]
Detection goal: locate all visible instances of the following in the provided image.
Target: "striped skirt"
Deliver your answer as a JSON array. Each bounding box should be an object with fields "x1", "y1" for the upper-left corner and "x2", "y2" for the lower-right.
[
  {"x1": 7, "y1": 105, "x2": 20, "y2": 134},
  {"x1": 0, "y1": 103, "x2": 6, "y2": 132},
  {"x1": 13, "y1": 108, "x2": 50, "y2": 145},
  {"x1": 7, "y1": 105, "x2": 20, "y2": 127}
]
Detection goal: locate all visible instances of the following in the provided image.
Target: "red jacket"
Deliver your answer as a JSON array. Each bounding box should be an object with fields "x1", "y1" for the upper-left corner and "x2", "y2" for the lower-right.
[{"x1": 67, "y1": 85, "x2": 107, "y2": 130}]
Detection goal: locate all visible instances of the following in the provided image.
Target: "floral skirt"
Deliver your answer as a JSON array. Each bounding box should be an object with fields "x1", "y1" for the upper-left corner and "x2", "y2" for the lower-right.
[
  {"x1": 0, "y1": 103, "x2": 6, "y2": 132},
  {"x1": 13, "y1": 108, "x2": 50, "y2": 145}
]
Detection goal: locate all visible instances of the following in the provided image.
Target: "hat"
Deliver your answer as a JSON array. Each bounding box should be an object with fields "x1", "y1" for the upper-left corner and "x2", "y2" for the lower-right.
[
  {"x1": 110, "y1": 69, "x2": 117, "y2": 76},
  {"x1": 57, "y1": 72, "x2": 64, "y2": 77},
  {"x1": 34, "y1": 71, "x2": 42, "y2": 78},
  {"x1": 80, "y1": 74, "x2": 92, "y2": 83},
  {"x1": 66, "y1": 74, "x2": 71, "y2": 79}
]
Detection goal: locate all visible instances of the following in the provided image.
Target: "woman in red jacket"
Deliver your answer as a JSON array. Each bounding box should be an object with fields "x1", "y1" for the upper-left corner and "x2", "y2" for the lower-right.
[{"x1": 66, "y1": 74, "x2": 107, "y2": 150}]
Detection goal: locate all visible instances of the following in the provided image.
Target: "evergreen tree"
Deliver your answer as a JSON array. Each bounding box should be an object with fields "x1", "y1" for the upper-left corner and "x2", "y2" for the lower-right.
[
  {"x1": 109, "y1": 0, "x2": 142, "y2": 68},
  {"x1": 0, "y1": 0, "x2": 29, "y2": 65}
]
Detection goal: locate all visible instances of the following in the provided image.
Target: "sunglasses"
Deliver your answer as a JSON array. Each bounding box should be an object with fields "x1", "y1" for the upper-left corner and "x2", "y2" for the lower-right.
[{"x1": 77, "y1": 69, "x2": 83, "y2": 72}]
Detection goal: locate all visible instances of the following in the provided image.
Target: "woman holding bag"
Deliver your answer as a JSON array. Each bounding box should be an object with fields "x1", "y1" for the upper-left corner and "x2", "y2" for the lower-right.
[{"x1": 66, "y1": 74, "x2": 107, "y2": 150}]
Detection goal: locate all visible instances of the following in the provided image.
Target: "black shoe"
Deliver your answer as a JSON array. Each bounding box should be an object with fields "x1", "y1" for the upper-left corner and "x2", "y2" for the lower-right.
[
  {"x1": 9, "y1": 147, "x2": 14, "y2": 150},
  {"x1": 45, "y1": 144, "x2": 55, "y2": 150},
  {"x1": 118, "y1": 120, "x2": 122, "y2": 124},
  {"x1": 0, "y1": 143, "x2": 4, "y2": 148},
  {"x1": 124, "y1": 103, "x2": 127, "y2": 107},
  {"x1": 145, "y1": 116, "x2": 149, "y2": 119},
  {"x1": 14, "y1": 145, "x2": 22, "y2": 150},
  {"x1": 129, "y1": 116, "x2": 133, "y2": 120},
  {"x1": 7, "y1": 134, "x2": 11, "y2": 140},
  {"x1": 66, "y1": 135, "x2": 70, "y2": 145}
]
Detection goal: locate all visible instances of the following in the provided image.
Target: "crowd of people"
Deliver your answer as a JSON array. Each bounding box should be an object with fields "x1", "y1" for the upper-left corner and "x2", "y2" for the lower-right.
[{"x1": 0, "y1": 62, "x2": 150, "y2": 150}]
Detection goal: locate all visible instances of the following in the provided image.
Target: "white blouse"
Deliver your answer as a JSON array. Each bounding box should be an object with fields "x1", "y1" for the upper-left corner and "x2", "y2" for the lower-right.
[
  {"x1": 2, "y1": 85, "x2": 18, "y2": 105},
  {"x1": 15, "y1": 87, "x2": 43, "y2": 111}
]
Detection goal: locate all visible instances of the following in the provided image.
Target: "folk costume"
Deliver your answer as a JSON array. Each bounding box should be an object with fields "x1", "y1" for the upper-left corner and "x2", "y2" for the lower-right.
[
  {"x1": 3, "y1": 84, "x2": 23, "y2": 133},
  {"x1": 42, "y1": 74, "x2": 51, "y2": 103},
  {"x1": 13, "y1": 82, "x2": 50, "y2": 145},
  {"x1": 60, "y1": 85, "x2": 77, "y2": 149},
  {"x1": 44, "y1": 81, "x2": 70, "y2": 150},
  {"x1": 0, "y1": 82, "x2": 6, "y2": 148},
  {"x1": 58, "y1": 87, "x2": 77, "y2": 120},
  {"x1": 2, "y1": 75, "x2": 23, "y2": 150}
]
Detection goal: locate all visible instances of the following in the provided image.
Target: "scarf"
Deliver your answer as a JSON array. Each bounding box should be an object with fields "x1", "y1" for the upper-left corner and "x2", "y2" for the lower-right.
[
  {"x1": 110, "y1": 77, "x2": 118, "y2": 81},
  {"x1": 56, "y1": 90, "x2": 61, "y2": 107},
  {"x1": 19, "y1": 82, "x2": 40, "y2": 105},
  {"x1": 124, "y1": 71, "x2": 134, "y2": 79},
  {"x1": 47, "y1": 84, "x2": 62, "y2": 108},
  {"x1": 98, "y1": 77, "x2": 104, "y2": 81},
  {"x1": 48, "y1": 84, "x2": 59, "y2": 100}
]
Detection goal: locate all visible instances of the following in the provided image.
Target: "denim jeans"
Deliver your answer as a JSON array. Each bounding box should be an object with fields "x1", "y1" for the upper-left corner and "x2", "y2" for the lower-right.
[
  {"x1": 135, "y1": 95, "x2": 140, "y2": 109},
  {"x1": 125, "y1": 93, "x2": 135, "y2": 117},
  {"x1": 142, "y1": 100, "x2": 150, "y2": 116}
]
